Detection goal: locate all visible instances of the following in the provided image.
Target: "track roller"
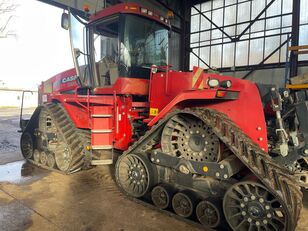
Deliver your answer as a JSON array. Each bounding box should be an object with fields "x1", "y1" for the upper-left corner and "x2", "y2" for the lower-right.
[
  {"x1": 172, "y1": 192, "x2": 195, "y2": 218},
  {"x1": 115, "y1": 153, "x2": 157, "y2": 198},
  {"x1": 33, "y1": 149, "x2": 40, "y2": 163},
  {"x1": 151, "y1": 185, "x2": 174, "y2": 209},
  {"x1": 223, "y1": 181, "x2": 287, "y2": 231},
  {"x1": 47, "y1": 152, "x2": 56, "y2": 168},
  {"x1": 40, "y1": 151, "x2": 48, "y2": 166},
  {"x1": 196, "y1": 199, "x2": 222, "y2": 228}
]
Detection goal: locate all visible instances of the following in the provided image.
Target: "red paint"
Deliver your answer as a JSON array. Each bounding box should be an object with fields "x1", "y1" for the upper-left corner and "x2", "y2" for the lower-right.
[
  {"x1": 94, "y1": 77, "x2": 149, "y2": 95},
  {"x1": 148, "y1": 70, "x2": 268, "y2": 151},
  {"x1": 37, "y1": 0, "x2": 269, "y2": 156},
  {"x1": 40, "y1": 65, "x2": 268, "y2": 152},
  {"x1": 90, "y1": 3, "x2": 170, "y2": 27}
]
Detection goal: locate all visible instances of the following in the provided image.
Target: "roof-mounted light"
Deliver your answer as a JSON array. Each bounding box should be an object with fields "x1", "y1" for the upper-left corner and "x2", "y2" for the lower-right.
[
  {"x1": 137, "y1": 7, "x2": 168, "y2": 25},
  {"x1": 167, "y1": 10, "x2": 174, "y2": 19},
  {"x1": 128, "y1": 6, "x2": 138, "y2": 11},
  {"x1": 83, "y1": 4, "x2": 90, "y2": 12},
  {"x1": 141, "y1": 8, "x2": 147, "y2": 14}
]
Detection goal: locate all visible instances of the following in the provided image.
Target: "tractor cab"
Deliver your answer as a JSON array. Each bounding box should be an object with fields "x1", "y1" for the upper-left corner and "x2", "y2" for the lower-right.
[{"x1": 63, "y1": 3, "x2": 170, "y2": 95}]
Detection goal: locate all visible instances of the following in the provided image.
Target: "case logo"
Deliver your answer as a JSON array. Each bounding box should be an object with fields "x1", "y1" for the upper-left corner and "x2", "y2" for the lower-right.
[{"x1": 62, "y1": 75, "x2": 77, "y2": 83}]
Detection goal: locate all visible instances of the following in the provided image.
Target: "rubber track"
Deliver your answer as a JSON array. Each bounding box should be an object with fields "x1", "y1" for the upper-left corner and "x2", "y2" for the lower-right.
[
  {"x1": 119, "y1": 107, "x2": 303, "y2": 231},
  {"x1": 28, "y1": 103, "x2": 91, "y2": 174}
]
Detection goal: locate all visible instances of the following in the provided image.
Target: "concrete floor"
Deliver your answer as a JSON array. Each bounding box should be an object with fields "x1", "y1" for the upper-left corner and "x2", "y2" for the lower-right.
[
  {"x1": 0, "y1": 161, "x2": 201, "y2": 231},
  {"x1": 0, "y1": 108, "x2": 308, "y2": 231}
]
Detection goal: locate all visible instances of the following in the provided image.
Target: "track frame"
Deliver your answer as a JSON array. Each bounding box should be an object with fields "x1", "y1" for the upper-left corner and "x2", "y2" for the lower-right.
[{"x1": 116, "y1": 107, "x2": 303, "y2": 231}]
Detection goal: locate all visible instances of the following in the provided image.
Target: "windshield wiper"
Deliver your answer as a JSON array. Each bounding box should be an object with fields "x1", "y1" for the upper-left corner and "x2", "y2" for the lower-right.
[{"x1": 159, "y1": 37, "x2": 165, "y2": 45}]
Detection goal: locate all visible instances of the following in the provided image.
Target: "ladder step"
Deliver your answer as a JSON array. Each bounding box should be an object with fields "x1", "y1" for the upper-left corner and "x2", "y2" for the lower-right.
[
  {"x1": 92, "y1": 145, "x2": 113, "y2": 150},
  {"x1": 91, "y1": 159, "x2": 113, "y2": 165},
  {"x1": 92, "y1": 114, "x2": 113, "y2": 118},
  {"x1": 92, "y1": 129, "x2": 112, "y2": 134}
]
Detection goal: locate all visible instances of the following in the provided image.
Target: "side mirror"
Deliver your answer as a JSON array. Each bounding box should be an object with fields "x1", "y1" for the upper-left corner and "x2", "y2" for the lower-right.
[
  {"x1": 151, "y1": 65, "x2": 158, "y2": 74},
  {"x1": 61, "y1": 12, "x2": 69, "y2": 30}
]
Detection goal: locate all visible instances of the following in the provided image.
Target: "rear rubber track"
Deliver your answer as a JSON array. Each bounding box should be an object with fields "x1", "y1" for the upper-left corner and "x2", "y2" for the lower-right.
[
  {"x1": 23, "y1": 103, "x2": 91, "y2": 174},
  {"x1": 116, "y1": 107, "x2": 303, "y2": 231}
]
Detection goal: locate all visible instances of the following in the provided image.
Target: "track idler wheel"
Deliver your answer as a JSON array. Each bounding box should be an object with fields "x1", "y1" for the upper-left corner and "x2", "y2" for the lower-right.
[
  {"x1": 196, "y1": 199, "x2": 222, "y2": 228},
  {"x1": 55, "y1": 146, "x2": 72, "y2": 172},
  {"x1": 151, "y1": 185, "x2": 174, "y2": 209},
  {"x1": 116, "y1": 153, "x2": 157, "y2": 198},
  {"x1": 20, "y1": 132, "x2": 33, "y2": 159},
  {"x1": 223, "y1": 181, "x2": 287, "y2": 231},
  {"x1": 172, "y1": 192, "x2": 195, "y2": 218}
]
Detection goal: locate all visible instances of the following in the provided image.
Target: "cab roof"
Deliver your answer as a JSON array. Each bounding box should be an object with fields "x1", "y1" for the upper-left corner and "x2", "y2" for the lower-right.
[{"x1": 89, "y1": 2, "x2": 170, "y2": 27}]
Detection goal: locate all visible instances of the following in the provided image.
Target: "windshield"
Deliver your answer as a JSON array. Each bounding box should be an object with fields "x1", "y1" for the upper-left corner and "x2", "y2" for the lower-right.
[
  {"x1": 120, "y1": 15, "x2": 168, "y2": 77},
  {"x1": 90, "y1": 14, "x2": 168, "y2": 87}
]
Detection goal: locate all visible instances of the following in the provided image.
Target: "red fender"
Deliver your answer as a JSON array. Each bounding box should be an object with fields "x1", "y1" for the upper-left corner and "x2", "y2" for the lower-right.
[{"x1": 148, "y1": 78, "x2": 268, "y2": 152}]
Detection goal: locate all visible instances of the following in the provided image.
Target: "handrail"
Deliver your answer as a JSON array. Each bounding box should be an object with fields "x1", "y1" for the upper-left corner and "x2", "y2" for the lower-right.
[{"x1": 19, "y1": 90, "x2": 34, "y2": 130}]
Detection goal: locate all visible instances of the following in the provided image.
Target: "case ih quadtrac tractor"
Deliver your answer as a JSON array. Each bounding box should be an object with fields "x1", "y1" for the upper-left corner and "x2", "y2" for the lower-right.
[{"x1": 20, "y1": 2, "x2": 308, "y2": 231}]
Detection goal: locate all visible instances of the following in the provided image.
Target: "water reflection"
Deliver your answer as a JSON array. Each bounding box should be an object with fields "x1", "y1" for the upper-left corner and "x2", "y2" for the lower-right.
[{"x1": 0, "y1": 160, "x2": 48, "y2": 185}]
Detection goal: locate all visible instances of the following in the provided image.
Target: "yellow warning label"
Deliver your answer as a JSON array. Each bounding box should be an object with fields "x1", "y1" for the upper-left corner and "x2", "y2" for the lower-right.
[{"x1": 150, "y1": 108, "x2": 159, "y2": 116}]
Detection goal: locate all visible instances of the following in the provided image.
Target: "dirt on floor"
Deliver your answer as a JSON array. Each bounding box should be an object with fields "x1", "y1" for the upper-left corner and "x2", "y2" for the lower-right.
[
  {"x1": 0, "y1": 107, "x2": 308, "y2": 231},
  {"x1": 0, "y1": 108, "x2": 200, "y2": 231}
]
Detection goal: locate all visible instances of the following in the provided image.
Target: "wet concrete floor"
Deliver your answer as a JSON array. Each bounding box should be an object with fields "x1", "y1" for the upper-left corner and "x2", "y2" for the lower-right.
[
  {"x1": 1, "y1": 160, "x2": 308, "y2": 231},
  {"x1": 0, "y1": 108, "x2": 308, "y2": 231},
  {"x1": 0, "y1": 161, "x2": 199, "y2": 231}
]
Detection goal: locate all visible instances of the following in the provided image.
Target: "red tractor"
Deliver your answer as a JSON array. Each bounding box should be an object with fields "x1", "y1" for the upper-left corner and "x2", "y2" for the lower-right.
[{"x1": 20, "y1": 2, "x2": 307, "y2": 231}]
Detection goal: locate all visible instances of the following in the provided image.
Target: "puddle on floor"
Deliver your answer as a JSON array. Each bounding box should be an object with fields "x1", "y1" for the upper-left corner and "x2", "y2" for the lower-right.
[{"x1": 0, "y1": 160, "x2": 48, "y2": 185}]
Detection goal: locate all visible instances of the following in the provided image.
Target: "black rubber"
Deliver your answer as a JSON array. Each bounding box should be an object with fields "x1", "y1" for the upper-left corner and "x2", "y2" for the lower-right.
[
  {"x1": 115, "y1": 153, "x2": 158, "y2": 198},
  {"x1": 20, "y1": 103, "x2": 91, "y2": 174}
]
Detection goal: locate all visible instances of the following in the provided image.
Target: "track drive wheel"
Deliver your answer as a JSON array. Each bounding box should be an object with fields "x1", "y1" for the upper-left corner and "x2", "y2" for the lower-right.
[
  {"x1": 20, "y1": 132, "x2": 33, "y2": 159},
  {"x1": 223, "y1": 181, "x2": 287, "y2": 231},
  {"x1": 161, "y1": 114, "x2": 221, "y2": 162},
  {"x1": 196, "y1": 200, "x2": 222, "y2": 228},
  {"x1": 172, "y1": 192, "x2": 195, "y2": 218},
  {"x1": 116, "y1": 153, "x2": 157, "y2": 198}
]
